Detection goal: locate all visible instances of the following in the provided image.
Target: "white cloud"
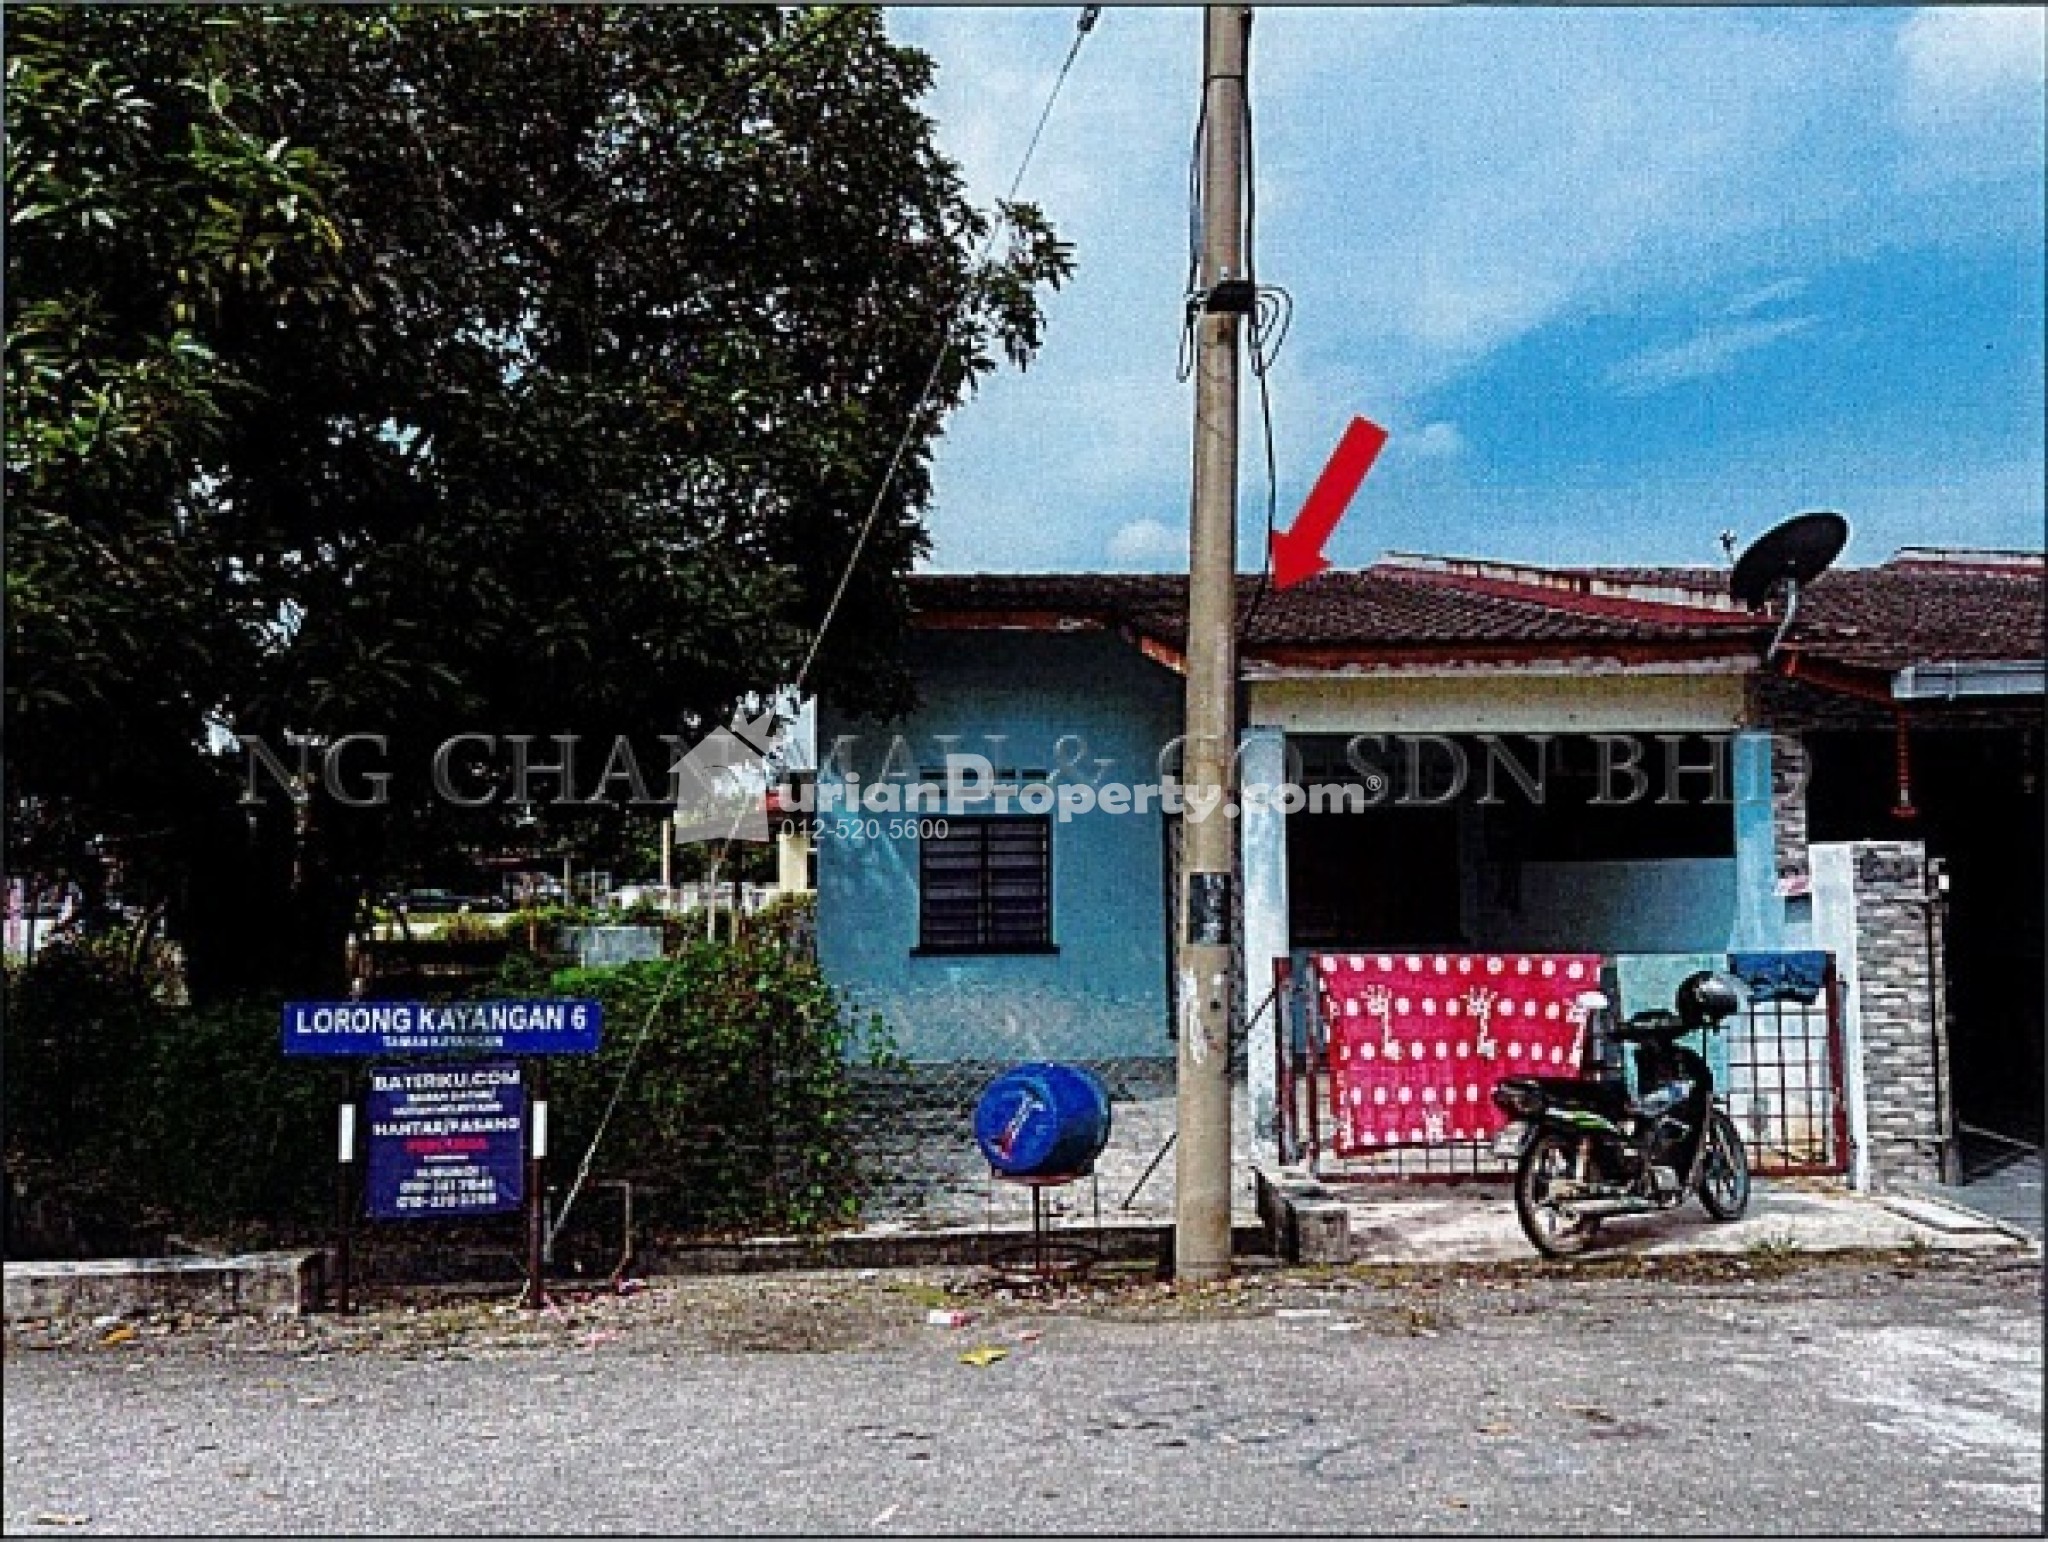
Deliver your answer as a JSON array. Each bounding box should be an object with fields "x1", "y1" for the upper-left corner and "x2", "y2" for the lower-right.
[
  {"x1": 1247, "y1": 9, "x2": 1889, "y2": 393},
  {"x1": 1900, "y1": 8, "x2": 2045, "y2": 118},
  {"x1": 1106, "y1": 517, "x2": 1184, "y2": 568},
  {"x1": 1727, "y1": 278, "x2": 1809, "y2": 315},
  {"x1": 1405, "y1": 422, "x2": 1465, "y2": 459},
  {"x1": 1896, "y1": 8, "x2": 2046, "y2": 187},
  {"x1": 1606, "y1": 316, "x2": 1818, "y2": 397}
]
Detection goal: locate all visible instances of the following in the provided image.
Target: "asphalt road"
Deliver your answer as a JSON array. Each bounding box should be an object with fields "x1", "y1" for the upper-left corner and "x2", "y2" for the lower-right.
[{"x1": 5, "y1": 1257, "x2": 2040, "y2": 1535}]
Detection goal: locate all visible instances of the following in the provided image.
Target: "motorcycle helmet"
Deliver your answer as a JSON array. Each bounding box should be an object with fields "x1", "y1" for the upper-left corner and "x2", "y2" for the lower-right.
[{"x1": 1675, "y1": 970, "x2": 1741, "y2": 1028}]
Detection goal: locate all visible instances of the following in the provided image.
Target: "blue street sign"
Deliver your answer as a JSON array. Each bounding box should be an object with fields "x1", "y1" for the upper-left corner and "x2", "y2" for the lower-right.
[
  {"x1": 282, "y1": 998, "x2": 602, "y2": 1056},
  {"x1": 365, "y1": 1061, "x2": 526, "y2": 1220}
]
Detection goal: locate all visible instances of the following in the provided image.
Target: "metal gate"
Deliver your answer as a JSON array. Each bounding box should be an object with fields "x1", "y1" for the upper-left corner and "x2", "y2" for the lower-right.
[
  {"x1": 1274, "y1": 952, "x2": 1567, "y2": 1182},
  {"x1": 1278, "y1": 950, "x2": 1850, "y2": 1181},
  {"x1": 1720, "y1": 958, "x2": 1849, "y2": 1176}
]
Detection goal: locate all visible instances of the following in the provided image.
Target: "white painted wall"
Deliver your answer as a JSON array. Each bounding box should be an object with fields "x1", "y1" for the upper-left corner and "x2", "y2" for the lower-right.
[
  {"x1": 1247, "y1": 668, "x2": 1749, "y2": 735},
  {"x1": 1239, "y1": 726, "x2": 1289, "y2": 1161},
  {"x1": 1810, "y1": 842, "x2": 1871, "y2": 1191}
]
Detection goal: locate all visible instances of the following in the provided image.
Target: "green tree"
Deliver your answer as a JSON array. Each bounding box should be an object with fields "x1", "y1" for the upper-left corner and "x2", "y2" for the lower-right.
[{"x1": 5, "y1": 5, "x2": 1071, "y2": 996}]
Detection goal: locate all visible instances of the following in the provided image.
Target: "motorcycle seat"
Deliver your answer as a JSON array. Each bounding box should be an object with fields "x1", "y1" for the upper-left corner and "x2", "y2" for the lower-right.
[{"x1": 1613, "y1": 1009, "x2": 1687, "y2": 1042}]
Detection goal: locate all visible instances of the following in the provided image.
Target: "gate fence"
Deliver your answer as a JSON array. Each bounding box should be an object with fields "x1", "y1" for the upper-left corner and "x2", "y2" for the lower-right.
[
  {"x1": 1720, "y1": 958, "x2": 1848, "y2": 1175},
  {"x1": 1279, "y1": 949, "x2": 1849, "y2": 1182},
  {"x1": 846, "y1": 1048, "x2": 1251, "y2": 1231}
]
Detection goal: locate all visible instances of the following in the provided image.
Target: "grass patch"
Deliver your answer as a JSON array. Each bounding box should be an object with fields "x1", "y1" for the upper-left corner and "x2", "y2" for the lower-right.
[
  {"x1": 1743, "y1": 1230, "x2": 1804, "y2": 1277},
  {"x1": 885, "y1": 1279, "x2": 964, "y2": 1311}
]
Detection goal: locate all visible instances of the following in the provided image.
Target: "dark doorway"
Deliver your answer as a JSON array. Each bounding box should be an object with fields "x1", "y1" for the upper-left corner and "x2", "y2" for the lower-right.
[
  {"x1": 1289, "y1": 802, "x2": 1463, "y2": 948},
  {"x1": 1283, "y1": 732, "x2": 1734, "y2": 951},
  {"x1": 1809, "y1": 719, "x2": 2045, "y2": 1147}
]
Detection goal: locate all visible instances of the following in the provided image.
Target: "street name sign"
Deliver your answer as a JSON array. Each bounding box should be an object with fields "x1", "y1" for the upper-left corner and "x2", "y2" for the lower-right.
[{"x1": 282, "y1": 998, "x2": 602, "y2": 1056}]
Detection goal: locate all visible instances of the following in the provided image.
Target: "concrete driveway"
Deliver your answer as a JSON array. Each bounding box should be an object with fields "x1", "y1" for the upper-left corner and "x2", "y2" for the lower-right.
[{"x1": 1270, "y1": 1173, "x2": 2033, "y2": 1266}]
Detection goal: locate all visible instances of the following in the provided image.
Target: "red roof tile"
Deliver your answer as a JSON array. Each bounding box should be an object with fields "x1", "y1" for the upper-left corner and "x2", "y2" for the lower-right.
[{"x1": 908, "y1": 549, "x2": 2044, "y2": 675}]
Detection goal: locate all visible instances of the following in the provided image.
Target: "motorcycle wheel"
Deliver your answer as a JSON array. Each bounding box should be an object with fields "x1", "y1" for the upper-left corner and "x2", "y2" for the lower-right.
[
  {"x1": 1515, "y1": 1131, "x2": 1601, "y2": 1258},
  {"x1": 1698, "y1": 1111, "x2": 1751, "y2": 1221}
]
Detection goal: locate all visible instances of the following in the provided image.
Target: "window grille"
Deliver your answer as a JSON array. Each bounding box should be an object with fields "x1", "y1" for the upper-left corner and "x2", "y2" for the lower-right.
[{"x1": 917, "y1": 817, "x2": 1054, "y2": 953}]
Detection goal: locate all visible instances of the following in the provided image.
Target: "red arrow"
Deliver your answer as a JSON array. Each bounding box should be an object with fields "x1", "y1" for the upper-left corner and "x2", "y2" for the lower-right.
[{"x1": 1269, "y1": 415, "x2": 1388, "y2": 589}]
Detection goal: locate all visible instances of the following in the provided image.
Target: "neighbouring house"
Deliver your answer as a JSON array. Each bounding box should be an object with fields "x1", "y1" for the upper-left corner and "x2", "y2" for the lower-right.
[{"x1": 814, "y1": 546, "x2": 2042, "y2": 1201}]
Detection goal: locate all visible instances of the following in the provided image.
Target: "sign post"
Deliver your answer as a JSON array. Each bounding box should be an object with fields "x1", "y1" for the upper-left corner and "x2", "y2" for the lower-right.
[
  {"x1": 284, "y1": 998, "x2": 602, "y2": 1058},
  {"x1": 364, "y1": 1061, "x2": 527, "y2": 1219},
  {"x1": 334, "y1": 1071, "x2": 357, "y2": 1314},
  {"x1": 287, "y1": 998, "x2": 601, "y2": 1312},
  {"x1": 523, "y1": 1061, "x2": 550, "y2": 1310}
]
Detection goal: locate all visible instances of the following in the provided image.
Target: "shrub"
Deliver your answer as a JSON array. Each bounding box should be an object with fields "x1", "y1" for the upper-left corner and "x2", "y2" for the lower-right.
[
  {"x1": 2, "y1": 918, "x2": 885, "y2": 1256},
  {"x1": 120, "y1": 1000, "x2": 335, "y2": 1241},
  {"x1": 616, "y1": 895, "x2": 672, "y2": 926},
  {"x1": 4, "y1": 938, "x2": 331, "y2": 1253},
  {"x1": 540, "y1": 936, "x2": 890, "y2": 1236},
  {"x1": 751, "y1": 891, "x2": 818, "y2": 959},
  {"x1": 437, "y1": 911, "x2": 503, "y2": 944},
  {"x1": 513, "y1": 901, "x2": 600, "y2": 931}
]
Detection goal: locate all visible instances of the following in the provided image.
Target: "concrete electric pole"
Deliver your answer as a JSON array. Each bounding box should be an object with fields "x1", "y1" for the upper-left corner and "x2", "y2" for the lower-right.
[{"x1": 1175, "y1": 4, "x2": 1250, "y2": 1285}]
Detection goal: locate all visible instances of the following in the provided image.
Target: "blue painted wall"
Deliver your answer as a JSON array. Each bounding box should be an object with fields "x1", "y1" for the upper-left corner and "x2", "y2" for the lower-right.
[
  {"x1": 816, "y1": 631, "x2": 1182, "y2": 1062},
  {"x1": 1729, "y1": 730, "x2": 1794, "y2": 950}
]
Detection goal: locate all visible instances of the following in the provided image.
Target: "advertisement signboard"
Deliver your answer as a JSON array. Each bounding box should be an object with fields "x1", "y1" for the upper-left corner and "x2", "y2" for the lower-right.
[{"x1": 364, "y1": 1061, "x2": 526, "y2": 1220}]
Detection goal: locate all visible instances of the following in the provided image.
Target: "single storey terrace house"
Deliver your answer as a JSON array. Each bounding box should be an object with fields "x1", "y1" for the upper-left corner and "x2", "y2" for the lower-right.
[{"x1": 813, "y1": 545, "x2": 2043, "y2": 1199}]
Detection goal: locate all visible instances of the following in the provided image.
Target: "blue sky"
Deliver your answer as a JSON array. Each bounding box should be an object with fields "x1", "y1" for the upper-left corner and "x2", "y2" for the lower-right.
[{"x1": 885, "y1": 6, "x2": 2045, "y2": 574}]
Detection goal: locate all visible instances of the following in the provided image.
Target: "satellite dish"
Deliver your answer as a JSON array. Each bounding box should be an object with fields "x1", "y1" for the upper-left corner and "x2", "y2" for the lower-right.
[
  {"x1": 1730, "y1": 511, "x2": 1848, "y2": 610},
  {"x1": 1729, "y1": 510, "x2": 1849, "y2": 664}
]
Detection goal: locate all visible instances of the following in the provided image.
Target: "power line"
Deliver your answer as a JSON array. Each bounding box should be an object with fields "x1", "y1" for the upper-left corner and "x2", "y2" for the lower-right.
[
  {"x1": 1235, "y1": 16, "x2": 1292, "y2": 643},
  {"x1": 792, "y1": 3, "x2": 1100, "y2": 697}
]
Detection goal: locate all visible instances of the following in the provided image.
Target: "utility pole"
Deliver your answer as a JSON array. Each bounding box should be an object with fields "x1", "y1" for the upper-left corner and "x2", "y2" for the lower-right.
[{"x1": 1176, "y1": 3, "x2": 1250, "y2": 1285}]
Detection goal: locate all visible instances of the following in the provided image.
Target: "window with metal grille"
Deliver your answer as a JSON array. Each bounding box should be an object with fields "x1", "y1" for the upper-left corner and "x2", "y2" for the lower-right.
[{"x1": 916, "y1": 816, "x2": 1054, "y2": 954}]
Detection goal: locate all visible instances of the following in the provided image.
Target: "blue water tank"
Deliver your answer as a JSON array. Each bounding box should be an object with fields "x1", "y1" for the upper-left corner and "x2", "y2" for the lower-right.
[{"x1": 973, "y1": 1063, "x2": 1113, "y2": 1180}]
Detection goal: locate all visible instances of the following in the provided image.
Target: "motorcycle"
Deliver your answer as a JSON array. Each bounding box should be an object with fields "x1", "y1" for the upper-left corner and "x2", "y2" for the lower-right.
[{"x1": 1490, "y1": 971, "x2": 1752, "y2": 1257}]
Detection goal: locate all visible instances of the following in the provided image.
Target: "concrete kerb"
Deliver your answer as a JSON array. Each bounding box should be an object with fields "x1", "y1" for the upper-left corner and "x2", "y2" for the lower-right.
[
  {"x1": 1253, "y1": 1166, "x2": 2029, "y2": 1266},
  {"x1": 4, "y1": 1251, "x2": 325, "y2": 1325},
  {"x1": 1881, "y1": 1188, "x2": 2043, "y2": 1248},
  {"x1": 5, "y1": 1226, "x2": 1283, "y2": 1323},
  {"x1": 1253, "y1": 1168, "x2": 1352, "y2": 1264},
  {"x1": 651, "y1": 1220, "x2": 1272, "y2": 1277}
]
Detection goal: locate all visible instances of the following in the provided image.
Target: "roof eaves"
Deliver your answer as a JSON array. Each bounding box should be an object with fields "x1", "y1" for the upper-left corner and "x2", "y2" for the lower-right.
[{"x1": 1242, "y1": 637, "x2": 1764, "y2": 674}]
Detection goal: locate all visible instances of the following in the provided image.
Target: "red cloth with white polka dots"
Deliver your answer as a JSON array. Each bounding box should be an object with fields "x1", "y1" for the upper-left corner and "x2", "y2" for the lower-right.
[{"x1": 1314, "y1": 952, "x2": 1603, "y2": 1154}]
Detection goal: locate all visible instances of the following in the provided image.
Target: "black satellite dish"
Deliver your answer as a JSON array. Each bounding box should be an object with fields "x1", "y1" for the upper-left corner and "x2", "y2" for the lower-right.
[
  {"x1": 1730, "y1": 510, "x2": 1848, "y2": 610},
  {"x1": 1729, "y1": 510, "x2": 1849, "y2": 662}
]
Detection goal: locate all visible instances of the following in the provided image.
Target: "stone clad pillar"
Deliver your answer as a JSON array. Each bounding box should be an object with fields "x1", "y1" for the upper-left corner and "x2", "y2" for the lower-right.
[
  {"x1": 1852, "y1": 841, "x2": 1957, "y2": 1186},
  {"x1": 1825, "y1": 839, "x2": 1957, "y2": 1188}
]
